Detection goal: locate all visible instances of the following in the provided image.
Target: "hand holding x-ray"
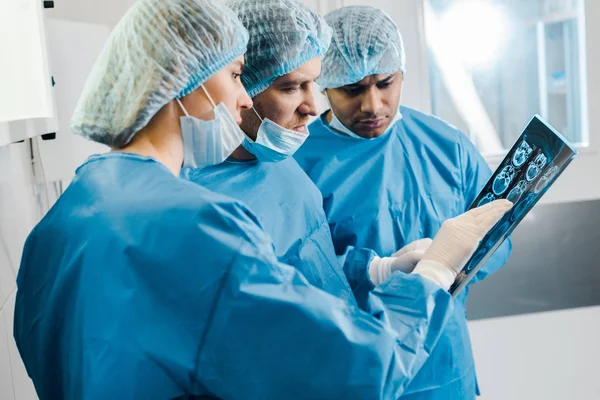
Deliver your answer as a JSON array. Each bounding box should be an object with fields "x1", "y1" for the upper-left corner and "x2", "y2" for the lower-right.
[{"x1": 412, "y1": 200, "x2": 513, "y2": 290}]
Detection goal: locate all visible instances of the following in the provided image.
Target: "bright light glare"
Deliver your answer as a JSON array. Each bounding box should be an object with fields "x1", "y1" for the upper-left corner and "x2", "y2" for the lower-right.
[{"x1": 440, "y1": 0, "x2": 509, "y2": 68}]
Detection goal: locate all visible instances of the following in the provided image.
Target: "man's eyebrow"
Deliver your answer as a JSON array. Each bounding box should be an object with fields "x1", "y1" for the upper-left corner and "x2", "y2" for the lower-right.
[
  {"x1": 277, "y1": 77, "x2": 311, "y2": 86},
  {"x1": 345, "y1": 83, "x2": 365, "y2": 89},
  {"x1": 379, "y1": 74, "x2": 395, "y2": 84}
]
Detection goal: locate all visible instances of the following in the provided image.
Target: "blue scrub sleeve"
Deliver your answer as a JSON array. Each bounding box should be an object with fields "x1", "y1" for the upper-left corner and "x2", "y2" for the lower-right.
[
  {"x1": 192, "y1": 217, "x2": 454, "y2": 399},
  {"x1": 337, "y1": 245, "x2": 377, "y2": 310}
]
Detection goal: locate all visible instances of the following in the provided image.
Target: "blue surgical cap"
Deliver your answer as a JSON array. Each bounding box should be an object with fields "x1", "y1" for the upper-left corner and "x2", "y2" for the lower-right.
[
  {"x1": 71, "y1": 0, "x2": 249, "y2": 148},
  {"x1": 225, "y1": 0, "x2": 332, "y2": 98},
  {"x1": 317, "y1": 6, "x2": 406, "y2": 90}
]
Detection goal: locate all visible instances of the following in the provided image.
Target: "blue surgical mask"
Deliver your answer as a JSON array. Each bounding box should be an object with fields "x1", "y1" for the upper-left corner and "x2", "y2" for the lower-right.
[
  {"x1": 241, "y1": 107, "x2": 309, "y2": 162},
  {"x1": 177, "y1": 85, "x2": 245, "y2": 169},
  {"x1": 325, "y1": 92, "x2": 402, "y2": 139}
]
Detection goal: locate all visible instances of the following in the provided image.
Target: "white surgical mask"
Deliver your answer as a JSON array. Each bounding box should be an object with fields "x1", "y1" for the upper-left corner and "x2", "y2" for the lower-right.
[
  {"x1": 241, "y1": 107, "x2": 309, "y2": 163},
  {"x1": 325, "y1": 92, "x2": 402, "y2": 139},
  {"x1": 177, "y1": 85, "x2": 245, "y2": 169}
]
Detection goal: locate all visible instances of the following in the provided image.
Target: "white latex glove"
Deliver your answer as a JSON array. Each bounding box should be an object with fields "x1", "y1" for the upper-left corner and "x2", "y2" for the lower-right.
[
  {"x1": 413, "y1": 199, "x2": 513, "y2": 290},
  {"x1": 369, "y1": 238, "x2": 433, "y2": 285}
]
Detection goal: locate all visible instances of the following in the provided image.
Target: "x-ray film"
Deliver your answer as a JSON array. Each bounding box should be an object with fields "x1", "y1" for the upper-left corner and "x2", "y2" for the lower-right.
[{"x1": 449, "y1": 115, "x2": 579, "y2": 298}]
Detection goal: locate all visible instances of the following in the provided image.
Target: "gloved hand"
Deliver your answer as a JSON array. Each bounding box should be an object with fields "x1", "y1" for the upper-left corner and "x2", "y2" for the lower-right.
[
  {"x1": 413, "y1": 199, "x2": 513, "y2": 290},
  {"x1": 369, "y1": 238, "x2": 433, "y2": 285}
]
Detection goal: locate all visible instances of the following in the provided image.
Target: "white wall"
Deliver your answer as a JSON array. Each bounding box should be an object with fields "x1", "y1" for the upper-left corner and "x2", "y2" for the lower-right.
[
  {"x1": 0, "y1": 143, "x2": 41, "y2": 400},
  {"x1": 38, "y1": 20, "x2": 110, "y2": 182},
  {"x1": 469, "y1": 307, "x2": 600, "y2": 400}
]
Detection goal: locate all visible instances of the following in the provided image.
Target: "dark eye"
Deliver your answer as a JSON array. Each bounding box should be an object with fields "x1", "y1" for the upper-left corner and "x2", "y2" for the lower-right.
[
  {"x1": 233, "y1": 73, "x2": 242, "y2": 80},
  {"x1": 283, "y1": 87, "x2": 298, "y2": 94},
  {"x1": 378, "y1": 81, "x2": 393, "y2": 89}
]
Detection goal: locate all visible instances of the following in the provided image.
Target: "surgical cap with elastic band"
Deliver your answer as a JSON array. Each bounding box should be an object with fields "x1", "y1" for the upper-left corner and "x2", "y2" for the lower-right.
[
  {"x1": 71, "y1": 0, "x2": 249, "y2": 148},
  {"x1": 225, "y1": 0, "x2": 332, "y2": 98},
  {"x1": 317, "y1": 6, "x2": 406, "y2": 90}
]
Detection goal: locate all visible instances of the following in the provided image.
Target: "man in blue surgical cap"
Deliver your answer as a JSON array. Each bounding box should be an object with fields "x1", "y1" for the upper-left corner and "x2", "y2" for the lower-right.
[
  {"x1": 295, "y1": 6, "x2": 513, "y2": 400},
  {"x1": 184, "y1": 0, "x2": 432, "y2": 304}
]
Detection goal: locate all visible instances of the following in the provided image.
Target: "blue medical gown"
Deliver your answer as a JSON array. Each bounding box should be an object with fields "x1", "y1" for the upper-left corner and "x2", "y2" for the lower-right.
[
  {"x1": 295, "y1": 106, "x2": 512, "y2": 398},
  {"x1": 182, "y1": 157, "x2": 355, "y2": 305},
  {"x1": 14, "y1": 152, "x2": 455, "y2": 400}
]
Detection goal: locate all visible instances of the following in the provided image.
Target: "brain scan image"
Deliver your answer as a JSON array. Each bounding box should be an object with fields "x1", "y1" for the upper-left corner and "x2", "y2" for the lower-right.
[
  {"x1": 492, "y1": 164, "x2": 517, "y2": 195},
  {"x1": 478, "y1": 192, "x2": 496, "y2": 207},
  {"x1": 509, "y1": 193, "x2": 537, "y2": 223},
  {"x1": 487, "y1": 216, "x2": 511, "y2": 245},
  {"x1": 526, "y1": 153, "x2": 548, "y2": 182},
  {"x1": 506, "y1": 180, "x2": 529, "y2": 203},
  {"x1": 464, "y1": 247, "x2": 491, "y2": 275},
  {"x1": 512, "y1": 140, "x2": 533, "y2": 167},
  {"x1": 450, "y1": 116, "x2": 578, "y2": 298},
  {"x1": 534, "y1": 165, "x2": 559, "y2": 193}
]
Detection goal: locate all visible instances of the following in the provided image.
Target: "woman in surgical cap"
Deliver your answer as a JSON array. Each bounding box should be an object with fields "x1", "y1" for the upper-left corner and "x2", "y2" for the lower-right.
[{"x1": 14, "y1": 1, "x2": 510, "y2": 399}]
